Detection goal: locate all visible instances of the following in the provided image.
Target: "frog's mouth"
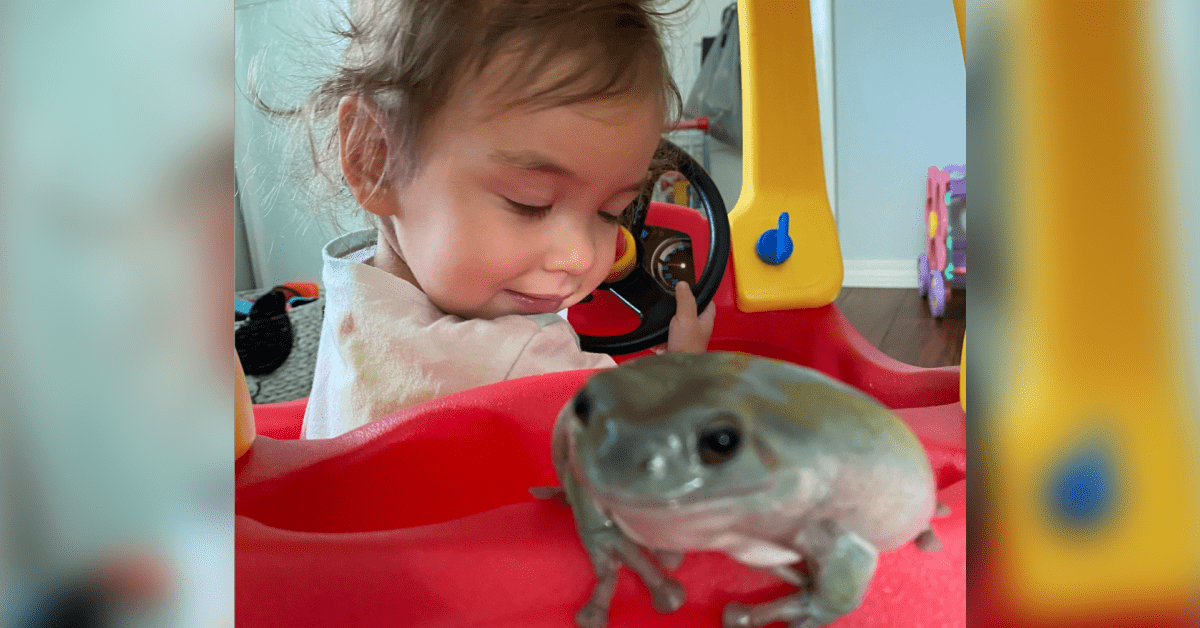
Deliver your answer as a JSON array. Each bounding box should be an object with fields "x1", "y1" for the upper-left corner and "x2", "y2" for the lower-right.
[
  {"x1": 577, "y1": 468, "x2": 774, "y2": 511},
  {"x1": 601, "y1": 486, "x2": 770, "y2": 511}
]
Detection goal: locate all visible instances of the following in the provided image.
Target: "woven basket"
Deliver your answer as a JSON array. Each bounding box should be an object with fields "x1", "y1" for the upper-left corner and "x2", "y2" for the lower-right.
[{"x1": 235, "y1": 288, "x2": 325, "y2": 404}]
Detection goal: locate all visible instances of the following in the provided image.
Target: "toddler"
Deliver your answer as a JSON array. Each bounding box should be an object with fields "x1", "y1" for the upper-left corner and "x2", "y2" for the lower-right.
[{"x1": 288, "y1": 0, "x2": 714, "y2": 438}]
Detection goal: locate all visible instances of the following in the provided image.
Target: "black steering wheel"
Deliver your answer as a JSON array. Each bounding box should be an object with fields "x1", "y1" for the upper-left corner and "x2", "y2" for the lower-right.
[{"x1": 577, "y1": 139, "x2": 730, "y2": 355}]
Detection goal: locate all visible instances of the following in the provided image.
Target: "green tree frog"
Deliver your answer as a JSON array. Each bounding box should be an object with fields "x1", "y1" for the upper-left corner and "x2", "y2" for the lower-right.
[{"x1": 542, "y1": 352, "x2": 944, "y2": 628}]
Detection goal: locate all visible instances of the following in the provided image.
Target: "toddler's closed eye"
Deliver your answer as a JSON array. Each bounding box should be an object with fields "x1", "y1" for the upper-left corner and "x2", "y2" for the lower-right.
[{"x1": 505, "y1": 198, "x2": 553, "y2": 218}]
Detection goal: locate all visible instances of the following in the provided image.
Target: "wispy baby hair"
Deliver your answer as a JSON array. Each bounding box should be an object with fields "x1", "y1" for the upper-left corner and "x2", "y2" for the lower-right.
[{"x1": 253, "y1": 0, "x2": 688, "y2": 224}]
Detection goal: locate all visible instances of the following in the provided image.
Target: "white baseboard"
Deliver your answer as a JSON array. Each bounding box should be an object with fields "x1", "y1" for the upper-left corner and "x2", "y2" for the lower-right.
[{"x1": 842, "y1": 259, "x2": 918, "y2": 288}]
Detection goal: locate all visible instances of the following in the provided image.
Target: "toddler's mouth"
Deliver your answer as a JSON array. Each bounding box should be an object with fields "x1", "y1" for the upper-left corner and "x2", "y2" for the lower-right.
[{"x1": 504, "y1": 290, "x2": 568, "y2": 314}]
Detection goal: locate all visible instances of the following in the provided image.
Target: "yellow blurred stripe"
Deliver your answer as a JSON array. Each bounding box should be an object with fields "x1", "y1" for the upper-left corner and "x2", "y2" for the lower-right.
[{"x1": 992, "y1": 0, "x2": 1200, "y2": 620}]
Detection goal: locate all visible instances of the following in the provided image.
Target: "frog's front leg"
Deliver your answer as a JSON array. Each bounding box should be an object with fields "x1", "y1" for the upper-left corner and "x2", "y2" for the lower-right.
[
  {"x1": 723, "y1": 520, "x2": 878, "y2": 628},
  {"x1": 562, "y1": 473, "x2": 686, "y2": 628},
  {"x1": 575, "y1": 548, "x2": 620, "y2": 628},
  {"x1": 609, "y1": 534, "x2": 686, "y2": 612}
]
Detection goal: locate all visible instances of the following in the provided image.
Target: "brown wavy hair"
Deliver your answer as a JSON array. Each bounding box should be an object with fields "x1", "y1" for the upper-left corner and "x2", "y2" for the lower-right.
[{"x1": 251, "y1": 0, "x2": 688, "y2": 228}]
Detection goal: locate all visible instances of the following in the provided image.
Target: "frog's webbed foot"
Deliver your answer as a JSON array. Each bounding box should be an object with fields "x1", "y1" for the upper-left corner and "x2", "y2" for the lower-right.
[
  {"x1": 610, "y1": 536, "x2": 686, "y2": 613},
  {"x1": 723, "y1": 597, "x2": 802, "y2": 628},
  {"x1": 722, "y1": 521, "x2": 878, "y2": 628},
  {"x1": 915, "y1": 502, "x2": 949, "y2": 551},
  {"x1": 914, "y1": 528, "x2": 942, "y2": 552},
  {"x1": 722, "y1": 597, "x2": 828, "y2": 628},
  {"x1": 574, "y1": 530, "x2": 686, "y2": 627},
  {"x1": 562, "y1": 470, "x2": 685, "y2": 625},
  {"x1": 576, "y1": 554, "x2": 620, "y2": 628}
]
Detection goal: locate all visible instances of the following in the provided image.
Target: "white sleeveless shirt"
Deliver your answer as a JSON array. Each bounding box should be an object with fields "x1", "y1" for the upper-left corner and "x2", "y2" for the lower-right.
[{"x1": 302, "y1": 229, "x2": 616, "y2": 439}]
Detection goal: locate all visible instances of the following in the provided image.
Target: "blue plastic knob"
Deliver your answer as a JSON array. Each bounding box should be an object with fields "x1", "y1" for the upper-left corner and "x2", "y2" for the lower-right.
[
  {"x1": 756, "y1": 212, "x2": 793, "y2": 265},
  {"x1": 1048, "y1": 440, "x2": 1115, "y2": 527}
]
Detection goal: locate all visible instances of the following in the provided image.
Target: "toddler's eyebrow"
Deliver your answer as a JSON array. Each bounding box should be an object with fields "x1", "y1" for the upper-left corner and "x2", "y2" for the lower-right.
[{"x1": 490, "y1": 149, "x2": 646, "y2": 193}]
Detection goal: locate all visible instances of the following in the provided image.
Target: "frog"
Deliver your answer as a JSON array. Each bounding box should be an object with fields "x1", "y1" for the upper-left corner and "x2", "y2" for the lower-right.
[{"x1": 535, "y1": 351, "x2": 945, "y2": 628}]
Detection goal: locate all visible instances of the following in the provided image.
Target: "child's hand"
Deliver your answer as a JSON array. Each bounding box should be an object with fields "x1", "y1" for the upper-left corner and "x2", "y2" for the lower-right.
[{"x1": 662, "y1": 281, "x2": 715, "y2": 354}]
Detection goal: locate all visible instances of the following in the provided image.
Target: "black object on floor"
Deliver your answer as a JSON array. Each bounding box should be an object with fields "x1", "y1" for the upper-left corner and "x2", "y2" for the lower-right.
[{"x1": 235, "y1": 289, "x2": 295, "y2": 376}]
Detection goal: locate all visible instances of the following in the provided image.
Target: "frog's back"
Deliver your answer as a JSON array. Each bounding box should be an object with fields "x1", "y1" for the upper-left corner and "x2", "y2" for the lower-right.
[
  {"x1": 736, "y1": 357, "x2": 937, "y2": 549},
  {"x1": 599, "y1": 352, "x2": 925, "y2": 459},
  {"x1": 756, "y1": 361, "x2": 925, "y2": 457}
]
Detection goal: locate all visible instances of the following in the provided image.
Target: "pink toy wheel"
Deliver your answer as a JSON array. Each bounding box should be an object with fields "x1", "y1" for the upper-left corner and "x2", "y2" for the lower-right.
[
  {"x1": 929, "y1": 271, "x2": 946, "y2": 318},
  {"x1": 918, "y1": 253, "x2": 930, "y2": 297}
]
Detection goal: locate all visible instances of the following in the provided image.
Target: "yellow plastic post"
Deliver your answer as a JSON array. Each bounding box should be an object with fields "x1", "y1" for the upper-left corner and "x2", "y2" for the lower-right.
[
  {"x1": 991, "y1": 0, "x2": 1200, "y2": 620},
  {"x1": 952, "y1": 0, "x2": 966, "y2": 65},
  {"x1": 672, "y1": 180, "x2": 689, "y2": 207},
  {"x1": 236, "y1": 349, "x2": 256, "y2": 459},
  {"x1": 954, "y1": 0, "x2": 965, "y2": 413},
  {"x1": 730, "y1": 0, "x2": 842, "y2": 313},
  {"x1": 960, "y1": 336, "x2": 965, "y2": 410}
]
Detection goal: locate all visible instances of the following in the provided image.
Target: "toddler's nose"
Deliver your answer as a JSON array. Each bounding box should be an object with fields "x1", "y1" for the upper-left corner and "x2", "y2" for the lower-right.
[{"x1": 544, "y1": 225, "x2": 598, "y2": 276}]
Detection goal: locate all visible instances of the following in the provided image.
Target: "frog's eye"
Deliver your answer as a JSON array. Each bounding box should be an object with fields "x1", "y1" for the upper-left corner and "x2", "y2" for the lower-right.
[
  {"x1": 698, "y1": 418, "x2": 741, "y2": 465},
  {"x1": 572, "y1": 391, "x2": 592, "y2": 426}
]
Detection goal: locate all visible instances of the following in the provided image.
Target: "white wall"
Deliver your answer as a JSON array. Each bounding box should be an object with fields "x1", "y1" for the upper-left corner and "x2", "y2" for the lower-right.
[
  {"x1": 234, "y1": 196, "x2": 256, "y2": 291},
  {"x1": 662, "y1": 0, "x2": 746, "y2": 210},
  {"x1": 834, "y1": 0, "x2": 965, "y2": 287},
  {"x1": 1155, "y1": 0, "x2": 1200, "y2": 397},
  {"x1": 235, "y1": 0, "x2": 370, "y2": 290},
  {"x1": 663, "y1": 0, "x2": 734, "y2": 106}
]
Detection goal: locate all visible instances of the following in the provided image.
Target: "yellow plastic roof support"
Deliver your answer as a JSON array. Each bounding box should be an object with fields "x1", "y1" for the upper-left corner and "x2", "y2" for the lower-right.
[
  {"x1": 952, "y1": 0, "x2": 966, "y2": 64},
  {"x1": 960, "y1": 337, "x2": 965, "y2": 410},
  {"x1": 236, "y1": 349, "x2": 256, "y2": 459},
  {"x1": 955, "y1": 0, "x2": 963, "y2": 416},
  {"x1": 730, "y1": 0, "x2": 842, "y2": 313},
  {"x1": 990, "y1": 0, "x2": 1200, "y2": 621}
]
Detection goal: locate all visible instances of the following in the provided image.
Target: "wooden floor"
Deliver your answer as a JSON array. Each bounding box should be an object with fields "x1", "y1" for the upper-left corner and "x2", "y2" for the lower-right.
[{"x1": 833, "y1": 287, "x2": 965, "y2": 368}]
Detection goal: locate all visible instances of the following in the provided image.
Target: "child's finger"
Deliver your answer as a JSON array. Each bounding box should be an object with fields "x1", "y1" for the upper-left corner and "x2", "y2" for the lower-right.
[
  {"x1": 673, "y1": 280, "x2": 697, "y2": 320},
  {"x1": 698, "y1": 299, "x2": 716, "y2": 337},
  {"x1": 667, "y1": 282, "x2": 705, "y2": 353}
]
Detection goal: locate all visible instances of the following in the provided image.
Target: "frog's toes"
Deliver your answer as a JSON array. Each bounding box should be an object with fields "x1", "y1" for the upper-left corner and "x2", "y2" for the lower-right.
[
  {"x1": 934, "y1": 502, "x2": 951, "y2": 517},
  {"x1": 914, "y1": 528, "x2": 942, "y2": 552},
  {"x1": 722, "y1": 601, "x2": 753, "y2": 628},
  {"x1": 650, "y1": 578, "x2": 686, "y2": 613},
  {"x1": 575, "y1": 602, "x2": 610, "y2": 628}
]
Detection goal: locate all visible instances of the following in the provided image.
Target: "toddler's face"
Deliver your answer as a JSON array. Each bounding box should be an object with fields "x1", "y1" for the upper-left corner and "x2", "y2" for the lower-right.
[{"x1": 384, "y1": 76, "x2": 663, "y2": 320}]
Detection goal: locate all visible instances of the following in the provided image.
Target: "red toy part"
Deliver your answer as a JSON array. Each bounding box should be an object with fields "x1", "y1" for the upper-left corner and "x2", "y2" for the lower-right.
[
  {"x1": 239, "y1": 201, "x2": 964, "y2": 627},
  {"x1": 280, "y1": 281, "x2": 320, "y2": 299},
  {"x1": 669, "y1": 116, "x2": 710, "y2": 132},
  {"x1": 238, "y1": 372, "x2": 965, "y2": 628},
  {"x1": 251, "y1": 397, "x2": 306, "y2": 441}
]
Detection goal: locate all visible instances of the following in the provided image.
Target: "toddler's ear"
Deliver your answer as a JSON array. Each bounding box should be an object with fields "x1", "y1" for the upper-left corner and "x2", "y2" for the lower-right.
[{"x1": 338, "y1": 95, "x2": 395, "y2": 216}]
